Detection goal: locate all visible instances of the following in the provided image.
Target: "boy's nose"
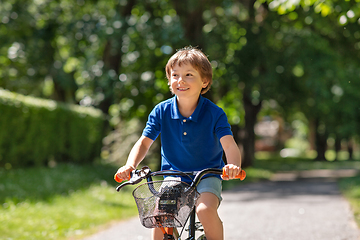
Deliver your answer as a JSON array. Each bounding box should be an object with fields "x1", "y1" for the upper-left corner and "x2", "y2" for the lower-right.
[{"x1": 178, "y1": 76, "x2": 185, "y2": 84}]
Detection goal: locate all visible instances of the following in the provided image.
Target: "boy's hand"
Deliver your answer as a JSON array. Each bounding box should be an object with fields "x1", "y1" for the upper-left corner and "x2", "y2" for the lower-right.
[
  {"x1": 114, "y1": 165, "x2": 135, "y2": 182},
  {"x1": 222, "y1": 164, "x2": 242, "y2": 180}
]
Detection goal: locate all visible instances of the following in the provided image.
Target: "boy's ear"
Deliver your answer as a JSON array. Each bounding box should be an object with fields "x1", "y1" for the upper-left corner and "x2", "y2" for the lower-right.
[{"x1": 202, "y1": 79, "x2": 209, "y2": 88}]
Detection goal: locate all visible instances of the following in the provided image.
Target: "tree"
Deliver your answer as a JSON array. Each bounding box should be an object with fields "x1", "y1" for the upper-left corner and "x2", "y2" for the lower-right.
[
  {"x1": 262, "y1": 0, "x2": 360, "y2": 160},
  {"x1": 2, "y1": 0, "x2": 360, "y2": 166}
]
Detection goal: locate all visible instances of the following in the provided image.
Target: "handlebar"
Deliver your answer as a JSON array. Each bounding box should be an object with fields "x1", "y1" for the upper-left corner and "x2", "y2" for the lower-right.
[
  {"x1": 115, "y1": 166, "x2": 246, "y2": 191},
  {"x1": 222, "y1": 168, "x2": 246, "y2": 180}
]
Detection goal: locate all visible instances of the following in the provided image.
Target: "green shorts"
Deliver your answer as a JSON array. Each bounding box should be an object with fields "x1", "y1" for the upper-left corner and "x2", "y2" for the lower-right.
[{"x1": 197, "y1": 177, "x2": 223, "y2": 202}]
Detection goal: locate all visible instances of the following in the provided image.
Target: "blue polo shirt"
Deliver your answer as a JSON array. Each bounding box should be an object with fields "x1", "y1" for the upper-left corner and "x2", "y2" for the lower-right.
[{"x1": 142, "y1": 95, "x2": 232, "y2": 181}]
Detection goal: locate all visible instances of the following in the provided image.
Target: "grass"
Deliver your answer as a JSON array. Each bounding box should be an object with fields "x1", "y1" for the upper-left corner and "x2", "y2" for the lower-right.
[
  {"x1": 254, "y1": 153, "x2": 360, "y2": 172},
  {"x1": 1, "y1": 157, "x2": 360, "y2": 240},
  {"x1": 338, "y1": 176, "x2": 360, "y2": 227},
  {"x1": 0, "y1": 163, "x2": 138, "y2": 240}
]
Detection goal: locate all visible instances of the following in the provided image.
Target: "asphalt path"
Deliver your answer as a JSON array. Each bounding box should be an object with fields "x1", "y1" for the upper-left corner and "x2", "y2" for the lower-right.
[{"x1": 83, "y1": 170, "x2": 360, "y2": 240}]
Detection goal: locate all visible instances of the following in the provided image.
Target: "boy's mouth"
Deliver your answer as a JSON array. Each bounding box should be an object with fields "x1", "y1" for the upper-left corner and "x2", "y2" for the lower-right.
[{"x1": 177, "y1": 87, "x2": 189, "y2": 91}]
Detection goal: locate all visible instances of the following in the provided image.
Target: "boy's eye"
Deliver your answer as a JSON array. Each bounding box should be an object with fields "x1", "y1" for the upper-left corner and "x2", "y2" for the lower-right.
[{"x1": 186, "y1": 73, "x2": 193, "y2": 76}]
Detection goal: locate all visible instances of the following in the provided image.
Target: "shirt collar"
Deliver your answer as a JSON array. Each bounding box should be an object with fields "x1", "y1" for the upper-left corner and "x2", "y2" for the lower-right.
[{"x1": 171, "y1": 95, "x2": 204, "y2": 122}]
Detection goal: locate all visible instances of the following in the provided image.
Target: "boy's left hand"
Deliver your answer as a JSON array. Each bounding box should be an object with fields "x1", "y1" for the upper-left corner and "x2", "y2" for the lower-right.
[{"x1": 222, "y1": 164, "x2": 242, "y2": 180}]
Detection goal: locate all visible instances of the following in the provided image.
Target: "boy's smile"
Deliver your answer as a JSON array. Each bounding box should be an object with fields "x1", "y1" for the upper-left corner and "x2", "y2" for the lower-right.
[{"x1": 177, "y1": 87, "x2": 189, "y2": 91}]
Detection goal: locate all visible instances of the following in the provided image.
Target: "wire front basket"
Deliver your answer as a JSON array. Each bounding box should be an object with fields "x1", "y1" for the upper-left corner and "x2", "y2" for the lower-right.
[{"x1": 132, "y1": 179, "x2": 199, "y2": 228}]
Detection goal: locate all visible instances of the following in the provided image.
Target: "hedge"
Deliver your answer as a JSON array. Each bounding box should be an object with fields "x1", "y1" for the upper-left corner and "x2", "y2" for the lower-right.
[{"x1": 0, "y1": 88, "x2": 105, "y2": 167}]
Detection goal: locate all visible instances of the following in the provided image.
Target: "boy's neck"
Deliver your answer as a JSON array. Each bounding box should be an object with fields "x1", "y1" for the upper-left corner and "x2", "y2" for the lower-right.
[{"x1": 176, "y1": 95, "x2": 200, "y2": 118}]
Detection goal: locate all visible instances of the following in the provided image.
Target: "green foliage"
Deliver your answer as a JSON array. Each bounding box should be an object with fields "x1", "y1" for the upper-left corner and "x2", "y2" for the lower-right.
[
  {"x1": 217, "y1": 90, "x2": 244, "y2": 125},
  {"x1": 2, "y1": 0, "x2": 360, "y2": 165},
  {"x1": 0, "y1": 163, "x2": 137, "y2": 240},
  {"x1": 0, "y1": 89, "x2": 105, "y2": 167}
]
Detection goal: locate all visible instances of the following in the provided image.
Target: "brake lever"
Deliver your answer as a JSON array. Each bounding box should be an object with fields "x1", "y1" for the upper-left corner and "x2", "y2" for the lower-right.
[
  {"x1": 129, "y1": 166, "x2": 151, "y2": 184},
  {"x1": 116, "y1": 166, "x2": 151, "y2": 192}
]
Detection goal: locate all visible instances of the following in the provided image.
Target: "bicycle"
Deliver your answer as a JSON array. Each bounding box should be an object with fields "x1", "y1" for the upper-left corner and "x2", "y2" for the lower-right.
[{"x1": 114, "y1": 166, "x2": 246, "y2": 240}]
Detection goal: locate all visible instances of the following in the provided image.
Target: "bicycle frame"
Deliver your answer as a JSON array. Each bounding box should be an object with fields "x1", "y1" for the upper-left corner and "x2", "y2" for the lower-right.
[
  {"x1": 162, "y1": 208, "x2": 200, "y2": 240},
  {"x1": 155, "y1": 169, "x2": 220, "y2": 239}
]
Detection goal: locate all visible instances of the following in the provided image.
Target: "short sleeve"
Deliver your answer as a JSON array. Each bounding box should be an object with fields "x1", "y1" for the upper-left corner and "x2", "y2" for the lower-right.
[
  {"x1": 142, "y1": 105, "x2": 161, "y2": 141},
  {"x1": 214, "y1": 111, "x2": 233, "y2": 140}
]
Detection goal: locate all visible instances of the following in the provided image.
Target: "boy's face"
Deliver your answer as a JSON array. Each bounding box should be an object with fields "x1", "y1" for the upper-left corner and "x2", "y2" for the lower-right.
[{"x1": 169, "y1": 63, "x2": 208, "y2": 98}]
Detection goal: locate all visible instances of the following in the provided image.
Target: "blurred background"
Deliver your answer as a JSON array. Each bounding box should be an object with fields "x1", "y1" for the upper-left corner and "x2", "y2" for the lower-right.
[
  {"x1": 2, "y1": 0, "x2": 360, "y2": 169},
  {"x1": 1, "y1": 1, "x2": 360, "y2": 239}
]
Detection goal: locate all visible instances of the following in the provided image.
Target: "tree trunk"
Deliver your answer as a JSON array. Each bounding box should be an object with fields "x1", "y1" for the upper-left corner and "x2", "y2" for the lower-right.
[
  {"x1": 334, "y1": 135, "x2": 341, "y2": 161},
  {"x1": 242, "y1": 90, "x2": 262, "y2": 167},
  {"x1": 315, "y1": 118, "x2": 328, "y2": 161},
  {"x1": 98, "y1": 0, "x2": 137, "y2": 115},
  {"x1": 348, "y1": 138, "x2": 353, "y2": 160},
  {"x1": 172, "y1": 0, "x2": 206, "y2": 47}
]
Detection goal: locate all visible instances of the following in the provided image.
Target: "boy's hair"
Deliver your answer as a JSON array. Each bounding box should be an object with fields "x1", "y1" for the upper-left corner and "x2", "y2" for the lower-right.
[{"x1": 165, "y1": 46, "x2": 213, "y2": 94}]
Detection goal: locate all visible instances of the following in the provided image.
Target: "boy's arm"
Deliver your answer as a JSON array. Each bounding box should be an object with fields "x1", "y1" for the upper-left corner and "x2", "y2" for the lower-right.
[
  {"x1": 115, "y1": 135, "x2": 154, "y2": 180},
  {"x1": 220, "y1": 135, "x2": 242, "y2": 180}
]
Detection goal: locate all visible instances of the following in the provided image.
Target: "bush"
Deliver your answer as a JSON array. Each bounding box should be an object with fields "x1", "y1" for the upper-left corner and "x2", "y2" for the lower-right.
[{"x1": 0, "y1": 89, "x2": 105, "y2": 167}]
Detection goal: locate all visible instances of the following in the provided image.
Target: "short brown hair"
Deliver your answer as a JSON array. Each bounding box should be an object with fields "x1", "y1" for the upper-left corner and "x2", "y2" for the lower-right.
[{"x1": 165, "y1": 46, "x2": 213, "y2": 94}]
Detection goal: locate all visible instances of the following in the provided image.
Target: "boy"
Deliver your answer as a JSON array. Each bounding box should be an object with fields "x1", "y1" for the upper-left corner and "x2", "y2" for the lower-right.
[{"x1": 115, "y1": 46, "x2": 242, "y2": 240}]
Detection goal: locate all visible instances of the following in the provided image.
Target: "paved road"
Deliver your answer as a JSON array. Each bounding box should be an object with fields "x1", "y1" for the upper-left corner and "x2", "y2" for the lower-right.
[
  {"x1": 221, "y1": 179, "x2": 359, "y2": 240},
  {"x1": 83, "y1": 171, "x2": 360, "y2": 240}
]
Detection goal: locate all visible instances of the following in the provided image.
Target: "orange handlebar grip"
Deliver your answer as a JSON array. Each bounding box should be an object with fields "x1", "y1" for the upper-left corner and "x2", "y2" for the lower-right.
[
  {"x1": 222, "y1": 169, "x2": 246, "y2": 180},
  {"x1": 114, "y1": 173, "x2": 130, "y2": 183},
  {"x1": 114, "y1": 173, "x2": 123, "y2": 183}
]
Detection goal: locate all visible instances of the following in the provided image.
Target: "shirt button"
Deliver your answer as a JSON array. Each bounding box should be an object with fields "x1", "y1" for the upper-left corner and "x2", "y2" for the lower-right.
[
  {"x1": 183, "y1": 132, "x2": 187, "y2": 136},
  {"x1": 183, "y1": 119, "x2": 187, "y2": 122}
]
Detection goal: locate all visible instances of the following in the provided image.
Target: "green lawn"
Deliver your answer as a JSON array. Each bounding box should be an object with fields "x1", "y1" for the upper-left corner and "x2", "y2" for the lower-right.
[
  {"x1": 1, "y1": 157, "x2": 360, "y2": 240},
  {"x1": 0, "y1": 163, "x2": 137, "y2": 240},
  {"x1": 338, "y1": 176, "x2": 360, "y2": 227}
]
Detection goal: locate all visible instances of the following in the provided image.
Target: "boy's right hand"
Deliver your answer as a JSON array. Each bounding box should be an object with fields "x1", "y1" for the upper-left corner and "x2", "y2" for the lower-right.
[{"x1": 114, "y1": 165, "x2": 135, "y2": 182}]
